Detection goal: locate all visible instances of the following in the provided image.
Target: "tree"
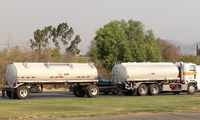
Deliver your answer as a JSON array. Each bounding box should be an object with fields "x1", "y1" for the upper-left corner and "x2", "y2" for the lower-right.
[
  {"x1": 196, "y1": 45, "x2": 200, "y2": 56},
  {"x1": 157, "y1": 39, "x2": 181, "y2": 62},
  {"x1": 30, "y1": 26, "x2": 52, "y2": 60},
  {"x1": 90, "y1": 19, "x2": 162, "y2": 70},
  {"x1": 51, "y1": 23, "x2": 81, "y2": 55},
  {"x1": 66, "y1": 35, "x2": 81, "y2": 55},
  {"x1": 180, "y1": 55, "x2": 200, "y2": 65},
  {"x1": 30, "y1": 23, "x2": 81, "y2": 61}
]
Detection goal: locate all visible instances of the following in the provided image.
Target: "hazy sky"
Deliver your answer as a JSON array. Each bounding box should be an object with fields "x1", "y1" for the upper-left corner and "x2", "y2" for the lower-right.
[{"x1": 0, "y1": 0, "x2": 200, "y2": 54}]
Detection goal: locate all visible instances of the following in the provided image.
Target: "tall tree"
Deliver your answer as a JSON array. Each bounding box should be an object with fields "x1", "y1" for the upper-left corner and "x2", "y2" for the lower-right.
[
  {"x1": 157, "y1": 39, "x2": 181, "y2": 62},
  {"x1": 66, "y1": 35, "x2": 81, "y2": 55},
  {"x1": 30, "y1": 23, "x2": 81, "y2": 60},
  {"x1": 90, "y1": 19, "x2": 162, "y2": 70},
  {"x1": 30, "y1": 26, "x2": 52, "y2": 60},
  {"x1": 51, "y1": 23, "x2": 81, "y2": 55}
]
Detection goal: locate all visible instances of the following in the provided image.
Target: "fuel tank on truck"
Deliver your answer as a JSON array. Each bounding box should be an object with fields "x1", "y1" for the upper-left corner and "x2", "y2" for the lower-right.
[
  {"x1": 112, "y1": 62, "x2": 179, "y2": 83},
  {"x1": 6, "y1": 62, "x2": 98, "y2": 86}
]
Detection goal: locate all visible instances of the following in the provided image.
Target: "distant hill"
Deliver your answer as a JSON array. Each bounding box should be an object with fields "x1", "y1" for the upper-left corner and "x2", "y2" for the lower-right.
[{"x1": 166, "y1": 40, "x2": 200, "y2": 55}]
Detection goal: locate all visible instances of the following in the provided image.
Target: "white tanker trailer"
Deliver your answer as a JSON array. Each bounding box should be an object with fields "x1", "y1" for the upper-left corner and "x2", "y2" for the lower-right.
[
  {"x1": 112, "y1": 62, "x2": 200, "y2": 96},
  {"x1": 3, "y1": 62, "x2": 99, "y2": 99}
]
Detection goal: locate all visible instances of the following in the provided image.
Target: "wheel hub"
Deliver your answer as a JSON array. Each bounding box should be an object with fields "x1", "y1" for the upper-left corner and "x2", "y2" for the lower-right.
[
  {"x1": 141, "y1": 87, "x2": 146, "y2": 94},
  {"x1": 91, "y1": 88, "x2": 97, "y2": 95},
  {"x1": 20, "y1": 89, "x2": 28, "y2": 97},
  {"x1": 152, "y1": 87, "x2": 158, "y2": 94},
  {"x1": 189, "y1": 86, "x2": 195, "y2": 93}
]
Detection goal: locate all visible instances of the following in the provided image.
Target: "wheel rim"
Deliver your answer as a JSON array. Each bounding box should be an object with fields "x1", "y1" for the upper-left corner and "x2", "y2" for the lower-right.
[
  {"x1": 152, "y1": 87, "x2": 158, "y2": 94},
  {"x1": 189, "y1": 86, "x2": 195, "y2": 93},
  {"x1": 141, "y1": 87, "x2": 147, "y2": 94},
  {"x1": 20, "y1": 88, "x2": 28, "y2": 98},
  {"x1": 91, "y1": 87, "x2": 98, "y2": 96}
]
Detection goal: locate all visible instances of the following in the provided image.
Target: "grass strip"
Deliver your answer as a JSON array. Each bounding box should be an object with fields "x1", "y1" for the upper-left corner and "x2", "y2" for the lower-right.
[{"x1": 0, "y1": 95, "x2": 200, "y2": 119}]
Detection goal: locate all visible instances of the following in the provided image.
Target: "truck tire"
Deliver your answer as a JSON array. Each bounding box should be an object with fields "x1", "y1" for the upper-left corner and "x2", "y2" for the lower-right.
[
  {"x1": 16, "y1": 86, "x2": 30, "y2": 99},
  {"x1": 73, "y1": 90, "x2": 85, "y2": 97},
  {"x1": 137, "y1": 84, "x2": 148, "y2": 96},
  {"x1": 187, "y1": 84, "x2": 196, "y2": 94},
  {"x1": 73, "y1": 86, "x2": 85, "y2": 97},
  {"x1": 86, "y1": 85, "x2": 99, "y2": 98},
  {"x1": 149, "y1": 84, "x2": 159, "y2": 95},
  {"x1": 6, "y1": 91, "x2": 18, "y2": 99}
]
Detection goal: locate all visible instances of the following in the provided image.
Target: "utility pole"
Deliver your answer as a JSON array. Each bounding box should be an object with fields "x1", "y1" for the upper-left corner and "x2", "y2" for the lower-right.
[{"x1": 196, "y1": 45, "x2": 199, "y2": 56}]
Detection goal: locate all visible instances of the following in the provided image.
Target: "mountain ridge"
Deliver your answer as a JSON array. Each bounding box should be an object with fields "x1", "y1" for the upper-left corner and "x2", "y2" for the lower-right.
[{"x1": 166, "y1": 40, "x2": 200, "y2": 55}]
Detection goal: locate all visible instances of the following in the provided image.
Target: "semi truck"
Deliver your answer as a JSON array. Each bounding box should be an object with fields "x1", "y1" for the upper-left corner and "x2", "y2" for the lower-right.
[
  {"x1": 111, "y1": 62, "x2": 200, "y2": 96},
  {"x1": 2, "y1": 62, "x2": 200, "y2": 99},
  {"x1": 3, "y1": 62, "x2": 99, "y2": 99}
]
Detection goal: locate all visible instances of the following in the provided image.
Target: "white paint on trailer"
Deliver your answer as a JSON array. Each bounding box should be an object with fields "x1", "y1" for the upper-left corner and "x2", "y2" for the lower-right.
[
  {"x1": 112, "y1": 62, "x2": 179, "y2": 83},
  {"x1": 6, "y1": 62, "x2": 98, "y2": 86}
]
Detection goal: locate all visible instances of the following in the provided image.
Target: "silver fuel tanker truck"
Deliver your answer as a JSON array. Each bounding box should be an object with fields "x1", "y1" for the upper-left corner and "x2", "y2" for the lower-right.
[
  {"x1": 2, "y1": 62, "x2": 200, "y2": 99},
  {"x1": 3, "y1": 62, "x2": 99, "y2": 99},
  {"x1": 111, "y1": 62, "x2": 200, "y2": 96}
]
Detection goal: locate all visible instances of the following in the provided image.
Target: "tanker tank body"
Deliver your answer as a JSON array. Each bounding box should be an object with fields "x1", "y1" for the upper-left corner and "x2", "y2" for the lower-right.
[
  {"x1": 3, "y1": 62, "x2": 99, "y2": 99},
  {"x1": 111, "y1": 62, "x2": 198, "y2": 96}
]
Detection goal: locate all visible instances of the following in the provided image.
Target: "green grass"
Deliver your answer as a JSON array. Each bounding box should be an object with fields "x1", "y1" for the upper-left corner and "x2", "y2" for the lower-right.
[
  {"x1": 73, "y1": 57, "x2": 89, "y2": 63},
  {"x1": 1, "y1": 95, "x2": 200, "y2": 119}
]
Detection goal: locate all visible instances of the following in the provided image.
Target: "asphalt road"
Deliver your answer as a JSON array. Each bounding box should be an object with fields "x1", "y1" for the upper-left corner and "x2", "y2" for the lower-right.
[
  {"x1": 0, "y1": 91, "x2": 200, "y2": 100},
  {"x1": 0, "y1": 91, "x2": 140, "y2": 100}
]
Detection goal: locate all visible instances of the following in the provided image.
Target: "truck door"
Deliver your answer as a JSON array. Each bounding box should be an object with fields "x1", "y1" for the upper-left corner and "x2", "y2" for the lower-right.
[
  {"x1": 189, "y1": 65, "x2": 196, "y2": 80},
  {"x1": 183, "y1": 64, "x2": 196, "y2": 83}
]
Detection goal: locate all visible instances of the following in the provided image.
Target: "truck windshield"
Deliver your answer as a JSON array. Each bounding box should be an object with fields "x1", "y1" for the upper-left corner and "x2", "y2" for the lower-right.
[{"x1": 189, "y1": 65, "x2": 196, "y2": 72}]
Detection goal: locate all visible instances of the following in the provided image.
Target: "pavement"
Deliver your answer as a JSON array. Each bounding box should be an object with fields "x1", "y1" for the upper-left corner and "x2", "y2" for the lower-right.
[
  {"x1": 0, "y1": 91, "x2": 128, "y2": 100},
  {"x1": 0, "y1": 91, "x2": 198, "y2": 100}
]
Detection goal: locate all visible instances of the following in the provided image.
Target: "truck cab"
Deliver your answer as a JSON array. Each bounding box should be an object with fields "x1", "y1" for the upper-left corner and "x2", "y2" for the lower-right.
[
  {"x1": 195, "y1": 65, "x2": 200, "y2": 90},
  {"x1": 176, "y1": 62, "x2": 199, "y2": 91}
]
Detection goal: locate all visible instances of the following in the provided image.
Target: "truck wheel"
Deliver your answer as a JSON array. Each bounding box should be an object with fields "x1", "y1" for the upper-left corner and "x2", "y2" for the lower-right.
[
  {"x1": 73, "y1": 86, "x2": 85, "y2": 97},
  {"x1": 73, "y1": 90, "x2": 85, "y2": 97},
  {"x1": 6, "y1": 91, "x2": 18, "y2": 99},
  {"x1": 86, "y1": 85, "x2": 99, "y2": 98},
  {"x1": 149, "y1": 84, "x2": 159, "y2": 95},
  {"x1": 16, "y1": 86, "x2": 30, "y2": 99},
  {"x1": 187, "y1": 84, "x2": 196, "y2": 94},
  {"x1": 137, "y1": 84, "x2": 148, "y2": 96}
]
